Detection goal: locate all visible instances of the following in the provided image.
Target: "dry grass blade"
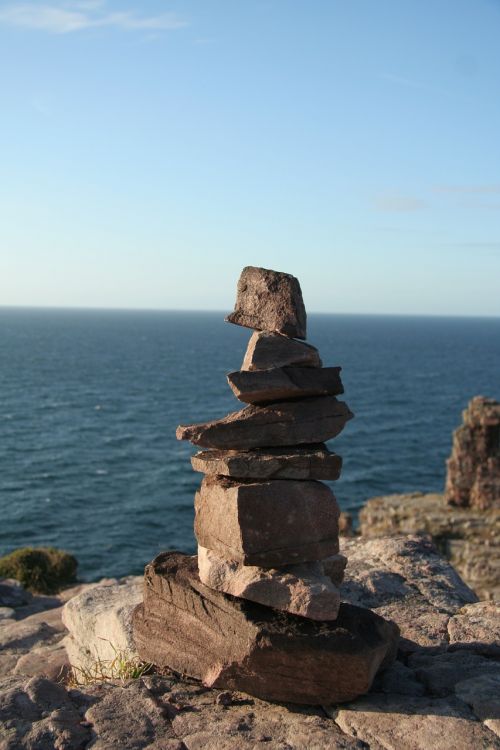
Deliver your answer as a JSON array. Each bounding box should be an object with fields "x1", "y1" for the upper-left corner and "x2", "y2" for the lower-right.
[{"x1": 66, "y1": 641, "x2": 153, "y2": 687}]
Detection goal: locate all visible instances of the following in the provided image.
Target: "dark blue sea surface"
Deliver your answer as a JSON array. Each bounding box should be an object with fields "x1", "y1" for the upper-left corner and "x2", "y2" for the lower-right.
[{"x1": 1, "y1": 309, "x2": 499, "y2": 580}]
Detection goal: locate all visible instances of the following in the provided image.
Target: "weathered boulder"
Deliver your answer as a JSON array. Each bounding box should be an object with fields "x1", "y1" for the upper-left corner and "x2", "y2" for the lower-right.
[
  {"x1": 226, "y1": 266, "x2": 307, "y2": 339},
  {"x1": 177, "y1": 396, "x2": 353, "y2": 450},
  {"x1": 333, "y1": 693, "x2": 500, "y2": 750},
  {"x1": 194, "y1": 476, "x2": 340, "y2": 566},
  {"x1": 133, "y1": 551, "x2": 399, "y2": 705},
  {"x1": 227, "y1": 366, "x2": 343, "y2": 404},
  {"x1": 197, "y1": 546, "x2": 341, "y2": 620},
  {"x1": 62, "y1": 576, "x2": 143, "y2": 670},
  {"x1": 447, "y1": 601, "x2": 500, "y2": 656},
  {"x1": 242, "y1": 330, "x2": 322, "y2": 371},
  {"x1": 341, "y1": 535, "x2": 477, "y2": 651},
  {"x1": 359, "y1": 492, "x2": 500, "y2": 600},
  {"x1": 446, "y1": 396, "x2": 500, "y2": 509},
  {"x1": 191, "y1": 444, "x2": 342, "y2": 480}
]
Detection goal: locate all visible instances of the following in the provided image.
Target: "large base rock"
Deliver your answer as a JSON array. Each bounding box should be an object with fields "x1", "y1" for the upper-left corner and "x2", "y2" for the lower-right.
[{"x1": 133, "y1": 551, "x2": 399, "y2": 705}]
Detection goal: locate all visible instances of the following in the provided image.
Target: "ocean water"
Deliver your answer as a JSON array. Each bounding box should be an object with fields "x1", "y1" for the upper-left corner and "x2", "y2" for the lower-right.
[{"x1": 1, "y1": 308, "x2": 499, "y2": 581}]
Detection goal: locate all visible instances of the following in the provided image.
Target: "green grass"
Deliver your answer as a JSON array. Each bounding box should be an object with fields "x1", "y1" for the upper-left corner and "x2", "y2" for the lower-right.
[{"x1": 0, "y1": 546, "x2": 77, "y2": 594}]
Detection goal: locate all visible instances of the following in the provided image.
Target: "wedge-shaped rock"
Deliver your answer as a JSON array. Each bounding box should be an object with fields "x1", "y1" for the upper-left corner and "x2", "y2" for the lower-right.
[
  {"x1": 177, "y1": 396, "x2": 353, "y2": 450},
  {"x1": 227, "y1": 365, "x2": 343, "y2": 404},
  {"x1": 242, "y1": 331, "x2": 322, "y2": 371},
  {"x1": 194, "y1": 476, "x2": 339, "y2": 566},
  {"x1": 198, "y1": 546, "x2": 341, "y2": 620},
  {"x1": 226, "y1": 266, "x2": 307, "y2": 339},
  {"x1": 133, "y1": 552, "x2": 399, "y2": 705},
  {"x1": 191, "y1": 444, "x2": 342, "y2": 480}
]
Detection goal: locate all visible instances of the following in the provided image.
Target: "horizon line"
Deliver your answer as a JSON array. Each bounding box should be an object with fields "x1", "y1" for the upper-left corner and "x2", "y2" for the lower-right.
[{"x1": 0, "y1": 304, "x2": 499, "y2": 320}]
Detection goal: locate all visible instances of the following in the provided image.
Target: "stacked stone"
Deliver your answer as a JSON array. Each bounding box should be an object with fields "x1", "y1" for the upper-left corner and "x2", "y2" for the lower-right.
[
  {"x1": 179, "y1": 266, "x2": 353, "y2": 619},
  {"x1": 445, "y1": 395, "x2": 500, "y2": 510},
  {"x1": 133, "y1": 267, "x2": 399, "y2": 705}
]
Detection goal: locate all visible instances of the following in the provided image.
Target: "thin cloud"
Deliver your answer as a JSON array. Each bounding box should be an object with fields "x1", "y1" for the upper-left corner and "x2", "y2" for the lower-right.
[
  {"x1": 374, "y1": 193, "x2": 426, "y2": 212},
  {"x1": 433, "y1": 184, "x2": 500, "y2": 194},
  {"x1": 0, "y1": 3, "x2": 187, "y2": 34},
  {"x1": 451, "y1": 242, "x2": 500, "y2": 248}
]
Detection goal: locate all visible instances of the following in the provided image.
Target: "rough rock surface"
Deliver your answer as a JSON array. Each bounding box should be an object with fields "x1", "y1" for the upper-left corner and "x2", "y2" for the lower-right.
[
  {"x1": 341, "y1": 535, "x2": 478, "y2": 650},
  {"x1": 225, "y1": 266, "x2": 307, "y2": 339},
  {"x1": 242, "y1": 330, "x2": 322, "y2": 371},
  {"x1": 227, "y1": 365, "x2": 343, "y2": 404},
  {"x1": 62, "y1": 576, "x2": 143, "y2": 670},
  {"x1": 133, "y1": 551, "x2": 399, "y2": 705},
  {"x1": 191, "y1": 444, "x2": 342, "y2": 480},
  {"x1": 323, "y1": 553, "x2": 348, "y2": 586},
  {"x1": 359, "y1": 491, "x2": 500, "y2": 600},
  {"x1": 446, "y1": 395, "x2": 500, "y2": 509},
  {"x1": 194, "y1": 476, "x2": 340, "y2": 566},
  {"x1": 447, "y1": 601, "x2": 500, "y2": 655},
  {"x1": 177, "y1": 396, "x2": 354, "y2": 450},
  {"x1": 333, "y1": 693, "x2": 500, "y2": 750},
  {"x1": 3, "y1": 536, "x2": 500, "y2": 748},
  {"x1": 197, "y1": 546, "x2": 341, "y2": 620}
]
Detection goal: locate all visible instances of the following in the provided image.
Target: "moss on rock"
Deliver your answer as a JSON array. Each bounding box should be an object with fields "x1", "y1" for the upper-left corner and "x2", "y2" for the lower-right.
[{"x1": 0, "y1": 547, "x2": 77, "y2": 594}]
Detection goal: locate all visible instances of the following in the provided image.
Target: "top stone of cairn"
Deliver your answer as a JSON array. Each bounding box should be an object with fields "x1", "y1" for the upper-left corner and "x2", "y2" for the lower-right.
[{"x1": 226, "y1": 266, "x2": 307, "y2": 339}]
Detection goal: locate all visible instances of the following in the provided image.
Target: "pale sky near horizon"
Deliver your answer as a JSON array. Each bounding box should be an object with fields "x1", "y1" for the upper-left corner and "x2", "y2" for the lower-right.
[{"x1": 1, "y1": 0, "x2": 499, "y2": 316}]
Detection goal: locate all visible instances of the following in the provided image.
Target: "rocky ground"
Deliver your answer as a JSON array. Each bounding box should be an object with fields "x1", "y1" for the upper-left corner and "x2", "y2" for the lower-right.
[
  {"x1": 359, "y1": 492, "x2": 500, "y2": 601},
  {"x1": 1, "y1": 535, "x2": 500, "y2": 749}
]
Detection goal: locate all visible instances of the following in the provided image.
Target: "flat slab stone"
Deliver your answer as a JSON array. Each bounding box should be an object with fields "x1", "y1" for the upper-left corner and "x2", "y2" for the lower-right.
[
  {"x1": 177, "y1": 396, "x2": 353, "y2": 450},
  {"x1": 197, "y1": 546, "x2": 341, "y2": 620},
  {"x1": 226, "y1": 266, "x2": 307, "y2": 339},
  {"x1": 194, "y1": 476, "x2": 340, "y2": 566},
  {"x1": 334, "y1": 694, "x2": 500, "y2": 750},
  {"x1": 191, "y1": 444, "x2": 342, "y2": 480},
  {"x1": 132, "y1": 552, "x2": 399, "y2": 705},
  {"x1": 242, "y1": 331, "x2": 322, "y2": 371},
  {"x1": 227, "y1": 366, "x2": 343, "y2": 404}
]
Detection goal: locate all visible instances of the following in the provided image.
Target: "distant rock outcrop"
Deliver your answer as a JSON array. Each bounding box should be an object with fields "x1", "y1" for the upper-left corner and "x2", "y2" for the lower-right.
[
  {"x1": 446, "y1": 396, "x2": 500, "y2": 510},
  {"x1": 360, "y1": 396, "x2": 500, "y2": 600}
]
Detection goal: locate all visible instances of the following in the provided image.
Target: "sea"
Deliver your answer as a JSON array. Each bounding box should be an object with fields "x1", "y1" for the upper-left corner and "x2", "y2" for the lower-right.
[{"x1": 1, "y1": 308, "x2": 499, "y2": 581}]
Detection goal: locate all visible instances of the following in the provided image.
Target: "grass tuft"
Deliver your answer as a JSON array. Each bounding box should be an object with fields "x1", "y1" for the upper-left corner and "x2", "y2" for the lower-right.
[{"x1": 66, "y1": 641, "x2": 153, "y2": 687}]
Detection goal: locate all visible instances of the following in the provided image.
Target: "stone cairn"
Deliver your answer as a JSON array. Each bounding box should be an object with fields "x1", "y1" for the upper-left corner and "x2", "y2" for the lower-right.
[
  {"x1": 446, "y1": 395, "x2": 500, "y2": 510},
  {"x1": 133, "y1": 267, "x2": 399, "y2": 705}
]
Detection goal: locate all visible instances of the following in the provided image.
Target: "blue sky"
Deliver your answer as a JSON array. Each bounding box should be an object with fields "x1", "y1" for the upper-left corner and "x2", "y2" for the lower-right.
[{"x1": 1, "y1": 0, "x2": 499, "y2": 315}]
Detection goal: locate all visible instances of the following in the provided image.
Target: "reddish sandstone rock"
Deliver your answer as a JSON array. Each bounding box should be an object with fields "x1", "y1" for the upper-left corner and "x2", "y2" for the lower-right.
[
  {"x1": 227, "y1": 366, "x2": 343, "y2": 404},
  {"x1": 133, "y1": 551, "x2": 399, "y2": 705},
  {"x1": 226, "y1": 266, "x2": 307, "y2": 339},
  {"x1": 445, "y1": 396, "x2": 500, "y2": 510},
  {"x1": 242, "y1": 330, "x2": 322, "y2": 371},
  {"x1": 194, "y1": 476, "x2": 340, "y2": 566},
  {"x1": 191, "y1": 444, "x2": 342, "y2": 480},
  {"x1": 176, "y1": 396, "x2": 353, "y2": 450},
  {"x1": 197, "y1": 546, "x2": 341, "y2": 620}
]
